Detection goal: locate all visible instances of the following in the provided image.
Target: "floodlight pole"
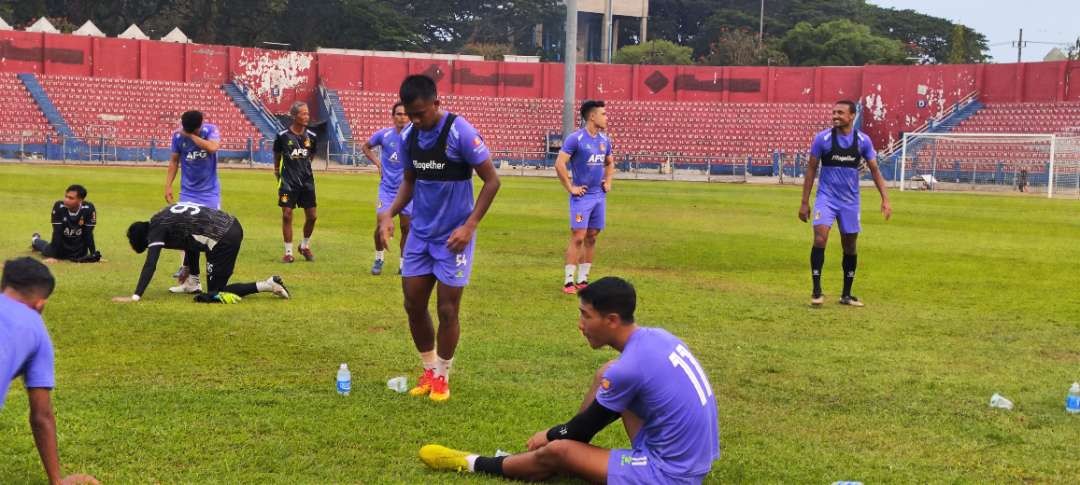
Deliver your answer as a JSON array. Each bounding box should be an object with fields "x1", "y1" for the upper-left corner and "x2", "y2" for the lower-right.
[
  {"x1": 563, "y1": 0, "x2": 578, "y2": 138},
  {"x1": 759, "y1": 0, "x2": 765, "y2": 46}
]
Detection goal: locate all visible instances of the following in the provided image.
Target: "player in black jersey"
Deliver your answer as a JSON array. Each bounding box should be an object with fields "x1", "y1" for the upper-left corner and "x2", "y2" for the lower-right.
[
  {"x1": 30, "y1": 184, "x2": 101, "y2": 263},
  {"x1": 274, "y1": 101, "x2": 318, "y2": 263},
  {"x1": 113, "y1": 203, "x2": 290, "y2": 304}
]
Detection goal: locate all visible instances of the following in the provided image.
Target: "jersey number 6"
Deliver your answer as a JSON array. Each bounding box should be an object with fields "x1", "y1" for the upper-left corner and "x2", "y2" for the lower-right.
[{"x1": 170, "y1": 202, "x2": 202, "y2": 215}]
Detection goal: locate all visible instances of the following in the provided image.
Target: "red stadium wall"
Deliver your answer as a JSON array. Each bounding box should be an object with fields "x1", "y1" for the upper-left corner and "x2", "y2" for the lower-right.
[{"x1": 0, "y1": 30, "x2": 1076, "y2": 145}]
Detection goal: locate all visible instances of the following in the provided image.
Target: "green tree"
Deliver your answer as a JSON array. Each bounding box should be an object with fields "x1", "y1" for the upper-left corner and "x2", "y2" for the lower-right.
[
  {"x1": 778, "y1": 19, "x2": 910, "y2": 66},
  {"x1": 612, "y1": 39, "x2": 693, "y2": 65},
  {"x1": 699, "y1": 27, "x2": 788, "y2": 66}
]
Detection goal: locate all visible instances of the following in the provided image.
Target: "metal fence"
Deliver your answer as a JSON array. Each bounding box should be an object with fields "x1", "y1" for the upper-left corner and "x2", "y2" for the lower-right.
[{"x1": 0, "y1": 133, "x2": 275, "y2": 164}]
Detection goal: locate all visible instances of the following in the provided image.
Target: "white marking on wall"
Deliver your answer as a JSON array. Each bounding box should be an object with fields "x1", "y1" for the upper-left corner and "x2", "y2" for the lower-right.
[
  {"x1": 234, "y1": 50, "x2": 313, "y2": 105},
  {"x1": 863, "y1": 93, "x2": 887, "y2": 122}
]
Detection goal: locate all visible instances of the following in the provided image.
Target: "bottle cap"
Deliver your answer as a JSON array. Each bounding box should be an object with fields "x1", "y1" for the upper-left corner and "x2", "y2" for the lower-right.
[{"x1": 340, "y1": 363, "x2": 348, "y2": 370}]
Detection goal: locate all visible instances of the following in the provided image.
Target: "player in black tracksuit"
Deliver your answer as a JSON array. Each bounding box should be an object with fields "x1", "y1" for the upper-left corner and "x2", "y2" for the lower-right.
[
  {"x1": 117, "y1": 203, "x2": 291, "y2": 304},
  {"x1": 30, "y1": 184, "x2": 101, "y2": 263}
]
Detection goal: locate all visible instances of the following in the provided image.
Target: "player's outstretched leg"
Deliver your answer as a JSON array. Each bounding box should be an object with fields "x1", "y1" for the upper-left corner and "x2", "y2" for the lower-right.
[{"x1": 419, "y1": 440, "x2": 609, "y2": 482}]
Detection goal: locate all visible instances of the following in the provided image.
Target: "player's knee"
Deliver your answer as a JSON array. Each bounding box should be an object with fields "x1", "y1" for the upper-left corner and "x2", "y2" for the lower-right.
[
  {"x1": 435, "y1": 301, "x2": 459, "y2": 325},
  {"x1": 535, "y1": 440, "x2": 572, "y2": 470},
  {"x1": 403, "y1": 296, "x2": 426, "y2": 316}
]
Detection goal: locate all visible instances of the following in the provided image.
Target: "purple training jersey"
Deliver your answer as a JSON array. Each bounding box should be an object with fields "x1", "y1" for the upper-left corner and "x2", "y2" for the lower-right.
[
  {"x1": 597, "y1": 327, "x2": 720, "y2": 480},
  {"x1": 369, "y1": 126, "x2": 406, "y2": 194},
  {"x1": 171, "y1": 123, "x2": 222, "y2": 207},
  {"x1": 399, "y1": 114, "x2": 490, "y2": 242},
  {"x1": 562, "y1": 128, "x2": 612, "y2": 195},
  {"x1": 810, "y1": 128, "x2": 876, "y2": 206},
  {"x1": 0, "y1": 294, "x2": 55, "y2": 410}
]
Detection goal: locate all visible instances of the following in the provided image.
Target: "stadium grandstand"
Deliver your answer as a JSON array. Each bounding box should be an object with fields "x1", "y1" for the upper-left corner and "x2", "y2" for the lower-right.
[{"x1": 0, "y1": 24, "x2": 1077, "y2": 192}]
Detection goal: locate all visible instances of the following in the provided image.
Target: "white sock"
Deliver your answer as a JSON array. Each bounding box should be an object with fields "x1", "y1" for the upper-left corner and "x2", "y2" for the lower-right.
[
  {"x1": 284, "y1": 242, "x2": 293, "y2": 255},
  {"x1": 436, "y1": 357, "x2": 454, "y2": 382},
  {"x1": 564, "y1": 264, "x2": 577, "y2": 285},
  {"x1": 466, "y1": 455, "x2": 478, "y2": 472},
  {"x1": 301, "y1": 237, "x2": 311, "y2": 249},
  {"x1": 375, "y1": 250, "x2": 385, "y2": 261},
  {"x1": 188, "y1": 274, "x2": 199, "y2": 285},
  {"x1": 256, "y1": 279, "x2": 272, "y2": 292},
  {"x1": 577, "y1": 263, "x2": 592, "y2": 284},
  {"x1": 179, "y1": 251, "x2": 186, "y2": 266},
  {"x1": 420, "y1": 350, "x2": 438, "y2": 371}
]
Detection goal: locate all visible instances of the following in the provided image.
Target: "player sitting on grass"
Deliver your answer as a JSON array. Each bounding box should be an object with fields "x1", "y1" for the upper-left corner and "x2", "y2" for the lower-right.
[
  {"x1": 419, "y1": 277, "x2": 720, "y2": 484},
  {"x1": 30, "y1": 184, "x2": 101, "y2": 264},
  {"x1": 113, "y1": 203, "x2": 290, "y2": 304}
]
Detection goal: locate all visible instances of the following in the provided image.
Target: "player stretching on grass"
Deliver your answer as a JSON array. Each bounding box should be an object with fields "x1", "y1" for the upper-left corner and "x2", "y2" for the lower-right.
[
  {"x1": 419, "y1": 277, "x2": 720, "y2": 483},
  {"x1": 378, "y1": 74, "x2": 500, "y2": 402},
  {"x1": 115, "y1": 204, "x2": 290, "y2": 304},
  {"x1": 798, "y1": 100, "x2": 891, "y2": 307}
]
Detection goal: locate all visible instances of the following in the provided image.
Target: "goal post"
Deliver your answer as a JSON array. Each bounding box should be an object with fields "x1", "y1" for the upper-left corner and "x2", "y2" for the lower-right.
[{"x1": 898, "y1": 132, "x2": 1080, "y2": 198}]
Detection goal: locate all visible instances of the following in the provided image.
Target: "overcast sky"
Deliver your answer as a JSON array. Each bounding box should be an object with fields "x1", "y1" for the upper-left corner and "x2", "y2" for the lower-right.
[{"x1": 868, "y1": 0, "x2": 1078, "y2": 62}]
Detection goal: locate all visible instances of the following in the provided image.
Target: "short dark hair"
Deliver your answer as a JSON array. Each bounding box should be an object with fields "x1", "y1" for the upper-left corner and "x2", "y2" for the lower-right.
[
  {"x1": 181, "y1": 110, "x2": 204, "y2": 133},
  {"x1": 835, "y1": 100, "x2": 857, "y2": 114},
  {"x1": 127, "y1": 221, "x2": 150, "y2": 253},
  {"x1": 578, "y1": 276, "x2": 636, "y2": 323},
  {"x1": 580, "y1": 100, "x2": 605, "y2": 122},
  {"x1": 392, "y1": 101, "x2": 405, "y2": 114},
  {"x1": 2, "y1": 257, "x2": 55, "y2": 298},
  {"x1": 399, "y1": 75, "x2": 438, "y2": 105},
  {"x1": 66, "y1": 184, "x2": 87, "y2": 199}
]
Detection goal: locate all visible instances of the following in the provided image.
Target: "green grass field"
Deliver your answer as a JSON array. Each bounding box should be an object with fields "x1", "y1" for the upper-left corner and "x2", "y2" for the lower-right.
[{"x1": 2, "y1": 163, "x2": 1080, "y2": 484}]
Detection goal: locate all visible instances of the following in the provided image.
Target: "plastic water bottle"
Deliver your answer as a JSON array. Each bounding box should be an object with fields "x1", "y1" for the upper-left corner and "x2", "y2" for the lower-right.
[
  {"x1": 1067, "y1": 382, "x2": 1080, "y2": 414},
  {"x1": 336, "y1": 363, "x2": 351, "y2": 396},
  {"x1": 387, "y1": 376, "x2": 408, "y2": 393},
  {"x1": 831, "y1": 482, "x2": 863, "y2": 485}
]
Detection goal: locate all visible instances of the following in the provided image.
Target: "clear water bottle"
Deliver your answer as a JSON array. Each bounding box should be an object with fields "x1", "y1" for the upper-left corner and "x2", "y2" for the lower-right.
[
  {"x1": 1067, "y1": 382, "x2": 1080, "y2": 414},
  {"x1": 387, "y1": 376, "x2": 408, "y2": 393},
  {"x1": 831, "y1": 482, "x2": 863, "y2": 485},
  {"x1": 336, "y1": 363, "x2": 351, "y2": 396}
]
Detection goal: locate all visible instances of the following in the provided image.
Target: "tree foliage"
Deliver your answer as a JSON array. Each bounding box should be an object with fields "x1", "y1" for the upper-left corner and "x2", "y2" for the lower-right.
[
  {"x1": 612, "y1": 40, "x2": 694, "y2": 65},
  {"x1": 778, "y1": 19, "x2": 909, "y2": 66},
  {"x1": 699, "y1": 27, "x2": 788, "y2": 66},
  {"x1": 0, "y1": 0, "x2": 988, "y2": 66}
]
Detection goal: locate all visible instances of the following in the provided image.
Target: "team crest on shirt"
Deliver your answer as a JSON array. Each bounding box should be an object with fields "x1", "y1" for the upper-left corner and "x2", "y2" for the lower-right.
[
  {"x1": 600, "y1": 378, "x2": 611, "y2": 390},
  {"x1": 472, "y1": 136, "x2": 482, "y2": 146},
  {"x1": 304, "y1": 139, "x2": 311, "y2": 148},
  {"x1": 78, "y1": 218, "x2": 84, "y2": 226},
  {"x1": 600, "y1": 143, "x2": 606, "y2": 152},
  {"x1": 280, "y1": 193, "x2": 289, "y2": 203},
  {"x1": 575, "y1": 214, "x2": 584, "y2": 223}
]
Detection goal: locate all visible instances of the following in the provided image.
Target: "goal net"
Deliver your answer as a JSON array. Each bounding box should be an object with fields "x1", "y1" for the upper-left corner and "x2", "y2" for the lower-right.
[{"x1": 899, "y1": 133, "x2": 1080, "y2": 198}]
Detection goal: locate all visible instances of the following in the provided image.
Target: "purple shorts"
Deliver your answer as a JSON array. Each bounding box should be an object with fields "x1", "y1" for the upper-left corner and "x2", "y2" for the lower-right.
[
  {"x1": 608, "y1": 448, "x2": 704, "y2": 485},
  {"x1": 180, "y1": 193, "x2": 220, "y2": 210},
  {"x1": 813, "y1": 197, "x2": 860, "y2": 234},
  {"x1": 401, "y1": 233, "x2": 475, "y2": 287},
  {"x1": 376, "y1": 186, "x2": 413, "y2": 217},
  {"x1": 569, "y1": 193, "x2": 606, "y2": 230}
]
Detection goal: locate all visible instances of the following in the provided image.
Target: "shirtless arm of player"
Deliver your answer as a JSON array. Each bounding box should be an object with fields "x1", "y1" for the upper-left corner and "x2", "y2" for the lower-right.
[
  {"x1": 165, "y1": 153, "x2": 180, "y2": 204},
  {"x1": 445, "y1": 159, "x2": 501, "y2": 253},
  {"x1": 361, "y1": 141, "x2": 383, "y2": 177},
  {"x1": 866, "y1": 158, "x2": 892, "y2": 220},
  {"x1": 554, "y1": 152, "x2": 586, "y2": 196},
  {"x1": 377, "y1": 169, "x2": 415, "y2": 247},
  {"x1": 798, "y1": 155, "x2": 820, "y2": 222}
]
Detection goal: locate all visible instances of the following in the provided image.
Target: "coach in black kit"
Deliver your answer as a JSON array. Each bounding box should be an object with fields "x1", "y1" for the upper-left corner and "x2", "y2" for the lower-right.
[
  {"x1": 114, "y1": 203, "x2": 291, "y2": 304},
  {"x1": 30, "y1": 184, "x2": 101, "y2": 263}
]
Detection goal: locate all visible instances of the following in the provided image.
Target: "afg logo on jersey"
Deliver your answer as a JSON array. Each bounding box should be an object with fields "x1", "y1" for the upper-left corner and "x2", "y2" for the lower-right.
[
  {"x1": 185, "y1": 150, "x2": 209, "y2": 161},
  {"x1": 290, "y1": 148, "x2": 310, "y2": 159},
  {"x1": 587, "y1": 154, "x2": 605, "y2": 165}
]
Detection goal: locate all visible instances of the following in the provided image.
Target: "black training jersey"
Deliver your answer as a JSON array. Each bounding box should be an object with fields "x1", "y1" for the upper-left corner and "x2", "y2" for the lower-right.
[
  {"x1": 274, "y1": 128, "x2": 317, "y2": 191},
  {"x1": 50, "y1": 200, "x2": 96, "y2": 258},
  {"x1": 146, "y1": 203, "x2": 237, "y2": 252}
]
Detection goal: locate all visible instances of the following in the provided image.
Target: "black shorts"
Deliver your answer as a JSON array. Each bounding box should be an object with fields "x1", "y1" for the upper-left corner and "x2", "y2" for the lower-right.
[
  {"x1": 278, "y1": 187, "x2": 317, "y2": 209},
  {"x1": 205, "y1": 220, "x2": 244, "y2": 293}
]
